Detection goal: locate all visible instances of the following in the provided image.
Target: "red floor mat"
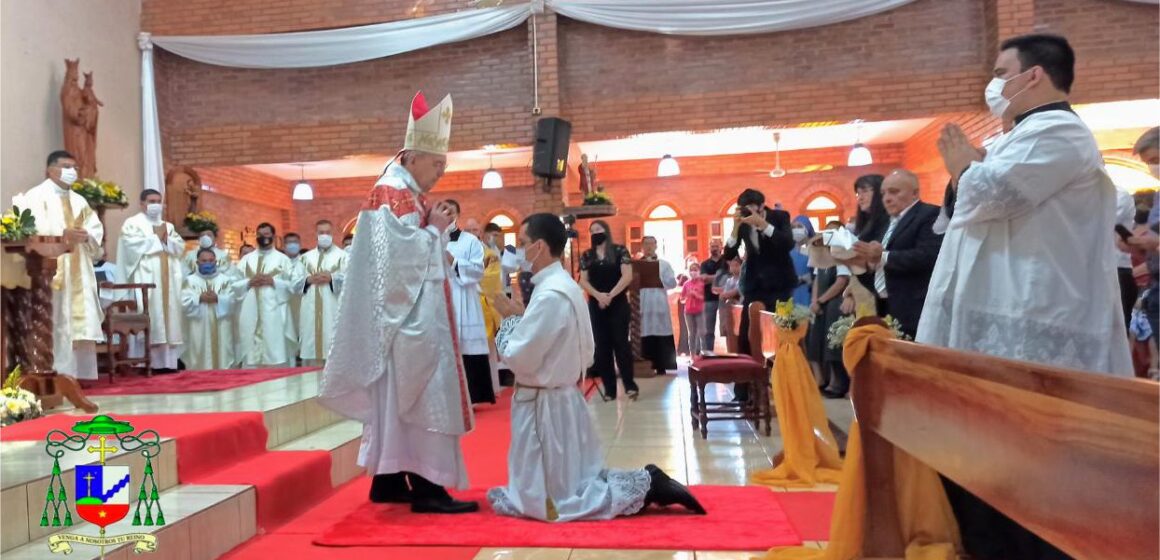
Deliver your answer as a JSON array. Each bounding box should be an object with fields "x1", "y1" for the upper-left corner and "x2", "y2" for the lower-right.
[
  {"x1": 85, "y1": 367, "x2": 316, "y2": 395},
  {"x1": 774, "y1": 491, "x2": 835, "y2": 541},
  {"x1": 193, "y1": 450, "x2": 333, "y2": 530}
]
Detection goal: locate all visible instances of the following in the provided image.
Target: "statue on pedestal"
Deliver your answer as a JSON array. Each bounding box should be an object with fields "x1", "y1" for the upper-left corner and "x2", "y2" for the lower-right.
[
  {"x1": 165, "y1": 166, "x2": 202, "y2": 237},
  {"x1": 578, "y1": 153, "x2": 596, "y2": 199},
  {"x1": 60, "y1": 60, "x2": 101, "y2": 180}
]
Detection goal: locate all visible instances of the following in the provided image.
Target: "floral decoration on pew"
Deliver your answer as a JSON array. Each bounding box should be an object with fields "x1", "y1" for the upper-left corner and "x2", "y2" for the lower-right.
[
  {"x1": 827, "y1": 314, "x2": 909, "y2": 349},
  {"x1": 0, "y1": 206, "x2": 37, "y2": 242},
  {"x1": 184, "y1": 210, "x2": 218, "y2": 233},
  {"x1": 0, "y1": 366, "x2": 44, "y2": 427},
  {"x1": 771, "y1": 299, "x2": 813, "y2": 330},
  {"x1": 71, "y1": 178, "x2": 128, "y2": 208}
]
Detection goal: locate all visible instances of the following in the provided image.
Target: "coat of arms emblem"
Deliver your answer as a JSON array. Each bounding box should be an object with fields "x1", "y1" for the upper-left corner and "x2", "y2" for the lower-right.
[{"x1": 41, "y1": 414, "x2": 164, "y2": 556}]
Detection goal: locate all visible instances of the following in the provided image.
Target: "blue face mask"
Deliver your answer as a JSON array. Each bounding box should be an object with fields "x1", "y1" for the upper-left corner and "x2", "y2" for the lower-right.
[{"x1": 198, "y1": 263, "x2": 217, "y2": 276}]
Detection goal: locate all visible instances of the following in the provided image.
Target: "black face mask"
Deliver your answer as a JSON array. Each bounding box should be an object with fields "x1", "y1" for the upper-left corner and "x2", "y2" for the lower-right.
[
  {"x1": 257, "y1": 236, "x2": 273, "y2": 248},
  {"x1": 591, "y1": 232, "x2": 608, "y2": 246}
]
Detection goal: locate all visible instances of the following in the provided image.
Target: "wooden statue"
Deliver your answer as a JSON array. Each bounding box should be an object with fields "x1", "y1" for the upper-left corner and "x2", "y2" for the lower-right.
[
  {"x1": 61, "y1": 59, "x2": 88, "y2": 177},
  {"x1": 165, "y1": 166, "x2": 202, "y2": 236},
  {"x1": 80, "y1": 71, "x2": 103, "y2": 179},
  {"x1": 578, "y1": 153, "x2": 596, "y2": 199}
]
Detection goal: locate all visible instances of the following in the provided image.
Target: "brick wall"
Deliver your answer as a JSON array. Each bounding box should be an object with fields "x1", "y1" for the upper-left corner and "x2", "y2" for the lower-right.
[
  {"x1": 196, "y1": 166, "x2": 296, "y2": 253},
  {"x1": 141, "y1": 0, "x2": 465, "y2": 36}
]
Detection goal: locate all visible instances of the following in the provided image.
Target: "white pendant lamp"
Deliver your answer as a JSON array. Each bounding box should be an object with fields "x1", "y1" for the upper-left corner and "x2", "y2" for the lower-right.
[
  {"x1": 292, "y1": 163, "x2": 314, "y2": 200},
  {"x1": 847, "y1": 120, "x2": 873, "y2": 167},
  {"x1": 481, "y1": 155, "x2": 503, "y2": 189},
  {"x1": 657, "y1": 154, "x2": 680, "y2": 177}
]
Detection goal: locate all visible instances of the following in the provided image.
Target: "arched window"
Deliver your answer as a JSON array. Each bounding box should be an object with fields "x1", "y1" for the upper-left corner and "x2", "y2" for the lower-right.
[
  {"x1": 489, "y1": 213, "x2": 518, "y2": 248},
  {"x1": 639, "y1": 204, "x2": 689, "y2": 273},
  {"x1": 802, "y1": 195, "x2": 843, "y2": 232},
  {"x1": 647, "y1": 204, "x2": 679, "y2": 219}
]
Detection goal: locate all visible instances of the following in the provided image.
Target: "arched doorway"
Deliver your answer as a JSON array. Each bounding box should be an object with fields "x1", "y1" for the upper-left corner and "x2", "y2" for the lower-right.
[
  {"x1": 802, "y1": 195, "x2": 844, "y2": 232},
  {"x1": 488, "y1": 213, "x2": 518, "y2": 248},
  {"x1": 642, "y1": 204, "x2": 686, "y2": 273}
]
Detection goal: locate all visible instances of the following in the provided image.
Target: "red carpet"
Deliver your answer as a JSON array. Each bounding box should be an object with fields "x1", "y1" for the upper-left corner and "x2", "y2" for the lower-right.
[
  {"x1": 85, "y1": 367, "x2": 316, "y2": 395},
  {"x1": 194, "y1": 450, "x2": 333, "y2": 530},
  {"x1": 314, "y1": 485, "x2": 801, "y2": 550},
  {"x1": 774, "y1": 492, "x2": 835, "y2": 541}
]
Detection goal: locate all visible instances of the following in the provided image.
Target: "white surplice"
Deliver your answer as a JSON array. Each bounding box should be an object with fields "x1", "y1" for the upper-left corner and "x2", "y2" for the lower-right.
[
  {"x1": 286, "y1": 253, "x2": 304, "y2": 362},
  {"x1": 447, "y1": 230, "x2": 490, "y2": 356},
  {"x1": 319, "y1": 163, "x2": 472, "y2": 489},
  {"x1": 12, "y1": 179, "x2": 105, "y2": 379},
  {"x1": 917, "y1": 108, "x2": 1133, "y2": 377},
  {"x1": 297, "y1": 246, "x2": 348, "y2": 361},
  {"x1": 488, "y1": 262, "x2": 650, "y2": 522},
  {"x1": 181, "y1": 271, "x2": 238, "y2": 370},
  {"x1": 231, "y1": 248, "x2": 305, "y2": 367},
  {"x1": 639, "y1": 258, "x2": 678, "y2": 336},
  {"x1": 116, "y1": 212, "x2": 186, "y2": 369}
]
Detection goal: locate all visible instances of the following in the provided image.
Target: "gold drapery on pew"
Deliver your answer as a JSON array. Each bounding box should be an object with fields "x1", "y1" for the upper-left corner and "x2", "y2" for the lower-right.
[{"x1": 761, "y1": 323, "x2": 960, "y2": 560}]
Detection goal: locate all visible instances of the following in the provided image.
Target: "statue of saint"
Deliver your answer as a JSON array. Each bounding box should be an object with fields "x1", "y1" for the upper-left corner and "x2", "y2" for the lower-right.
[
  {"x1": 80, "y1": 72, "x2": 103, "y2": 180},
  {"x1": 60, "y1": 59, "x2": 89, "y2": 179},
  {"x1": 578, "y1": 153, "x2": 596, "y2": 198}
]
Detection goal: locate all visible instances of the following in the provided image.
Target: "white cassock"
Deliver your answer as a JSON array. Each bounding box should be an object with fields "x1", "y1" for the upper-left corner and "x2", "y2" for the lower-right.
[
  {"x1": 231, "y1": 249, "x2": 305, "y2": 367},
  {"x1": 11, "y1": 179, "x2": 104, "y2": 379},
  {"x1": 447, "y1": 231, "x2": 489, "y2": 356},
  {"x1": 640, "y1": 258, "x2": 677, "y2": 337},
  {"x1": 917, "y1": 107, "x2": 1133, "y2": 377},
  {"x1": 297, "y1": 246, "x2": 348, "y2": 362},
  {"x1": 488, "y1": 262, "x2": 650, "y2": 522},
  {"x1": 286, "y1": 253, "x2": 303, "y2": 362},
  {"x1": 182, "y1": 247, "x2": 234, "y2": 277},
  {"x1": 181, "y1": 272, "x2": 238, "y2": 370},
  {"x1": 116, "y1": 213, "x2": 185, "y2": 369},
  {"x1": 319, "y1": 163, "x2": 472, "y2": 489}
]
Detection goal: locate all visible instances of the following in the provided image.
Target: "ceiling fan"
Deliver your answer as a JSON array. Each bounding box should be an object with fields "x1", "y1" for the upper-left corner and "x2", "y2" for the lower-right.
[{"x1": 750, "y1": 131, "x2": 834, "y2": 177}]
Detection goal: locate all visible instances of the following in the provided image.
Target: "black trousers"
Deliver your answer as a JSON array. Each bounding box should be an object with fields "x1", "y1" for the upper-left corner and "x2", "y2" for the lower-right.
[
  {"x1": 1118, "y1": 267, "x2": 1138, "y2": 332},
  {"x1": 589, "y1": 296, "x2": 636, "y2": 398},
  {"x1": 462, "y1": 354, "x2": 496, "y2": 404},
  {"x1": 735, "y1": 290, "x2": 792, "y2": 401},
  {"x1": 941, "y1": 476, "x2": 1072, "y2": 560}
]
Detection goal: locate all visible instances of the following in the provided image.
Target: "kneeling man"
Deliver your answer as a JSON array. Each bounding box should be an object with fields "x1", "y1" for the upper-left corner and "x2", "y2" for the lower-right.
[{"x1": 485, "y1": 213, "x2": 705, "y2": 522}]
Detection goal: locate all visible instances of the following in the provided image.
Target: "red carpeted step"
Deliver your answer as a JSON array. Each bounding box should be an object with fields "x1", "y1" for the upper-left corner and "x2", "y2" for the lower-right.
[
  {"x1": 86, "y1": 367, "x2": 317, "y2": 396},
  {"x1": 193, "y1": 450, "x2": 334, "y2": 531}
]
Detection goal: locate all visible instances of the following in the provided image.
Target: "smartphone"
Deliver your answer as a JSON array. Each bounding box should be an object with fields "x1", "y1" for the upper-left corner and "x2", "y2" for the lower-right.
[
  {"x1": 1115, "y1": 224, "x2": 1134, "y2": 242},
  {"x1": 739, "y1": 207, "x2": 752, "y2": 218}
]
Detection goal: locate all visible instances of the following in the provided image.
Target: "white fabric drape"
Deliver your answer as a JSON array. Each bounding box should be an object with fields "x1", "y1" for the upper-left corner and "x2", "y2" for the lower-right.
[
  {"x1": 139, "y1": 33, "x2": 165, "y2": 193},
  {"x1": 548, "y1": 0, "x2": 917, "y2": 36}
]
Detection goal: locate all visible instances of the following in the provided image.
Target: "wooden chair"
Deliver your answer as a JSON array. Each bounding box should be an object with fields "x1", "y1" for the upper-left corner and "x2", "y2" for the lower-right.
[
  {"x1": 688, "y1": 356, "x2": 772, "y2": 439},
  {"x1": 99, "y1": 282, "x2": 155, "y2": 381},
  {"x1": 850, "y1": 317, "x2": 1159, "y2": 559}
]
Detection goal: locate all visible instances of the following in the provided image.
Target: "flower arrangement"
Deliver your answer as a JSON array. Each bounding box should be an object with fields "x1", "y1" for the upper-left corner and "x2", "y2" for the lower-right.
[
  {"x1": 827, "y1": 314, "x2": 910, "y2": 350},
  {"x1": 771, "y1": 299, "x2": 813, "y2": 330},
  {"x1": 0, "y1": 366, "x2": 44, "y2": 427},
  {"x1": 184, "y1": 210, "x2": 218, "y2": 233},
  {"x1": 583, "y1": 189, "x2": 613, "y2": 206},
  {"x1": 0, "y1": 206, "x2": 37, "y2": 242},
  {"x1": 71, "y1": 178, "x2": 128, "y2": 208}
]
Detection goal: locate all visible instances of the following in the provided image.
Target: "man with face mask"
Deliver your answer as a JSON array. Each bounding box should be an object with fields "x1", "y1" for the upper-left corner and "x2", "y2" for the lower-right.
[
  {"x1": 319, "y1": 91, "x2": 479, "y2": 514},
  {"x1": 296, "y1": 220, "x2": 348, "y2": 366},
  {"x1": 181, "y1": 248, "x2": 239, "y2": 370},
  {"x1": 10, "y1": 151, "x2": 105, "y2": 381},
  {"x1": 183, "y1": 228, "x2": 233, "y2": 278},
  {"x1": 282, "y1": 231, "x2": 305, "y2": 364},
  {"x1": 116, "y1": 188, "x2": 186, "y2": 373},
  {"x1": 444, "y1": 201, "x2": 496, "y2": 405},
  {"x1": 698, "y1": 239, "x2": 727, "y2": 353},
  {"x1": 485, "y1": 213, "x2": 705, "y2": 522},
  {"x1": 231, "y1": 222, "x2": 305, "y2": 368}
]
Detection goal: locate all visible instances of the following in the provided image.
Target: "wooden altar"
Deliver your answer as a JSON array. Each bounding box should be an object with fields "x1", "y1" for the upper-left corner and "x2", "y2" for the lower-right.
[{"x1": 1, "y1": 236, "x2": 99, "y2": 412}]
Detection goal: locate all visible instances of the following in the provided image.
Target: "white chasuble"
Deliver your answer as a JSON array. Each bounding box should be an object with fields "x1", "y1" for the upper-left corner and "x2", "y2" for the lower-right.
[
  {"x1": 182, "y1": 247, "x2": 235, "y2": 277},
  {"x1": 231, "y1": 248, "x2": 305, "y2": 367},
  {"x1": 12, "y1": 179, "x2": 105, "y2": 379},
  {"x1": 181, "y1": 272, "x2": 238, "y2": 370},
  {"x1": 297, "y1": 246, "x2": 348, "y2": 361},
  {"x1": 319, "y1": 163, "x2": 472, "y2": 489},
  {"x1": 447, "y1": 230, "x2": 490, "y2": 356},
  {"x1": 917, "y1": 108, "x2": 1133, "y2": 377},
  {"x1": 116, "y1": 213, "x2": 186, "y2": 365},
  {"x1": 488, "y1": 262, "x2": 650, "y2": 522}
]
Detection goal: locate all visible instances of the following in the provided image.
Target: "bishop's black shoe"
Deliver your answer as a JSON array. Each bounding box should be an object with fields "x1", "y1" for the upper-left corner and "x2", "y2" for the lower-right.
[
  {"x1": 369, "y1": 472, "x2": 412, "y2": 504},
  {"x1": 644, "y1": 464, "x2": 706, "y2": 514},
  {"x1": 407, "y1": 472, "x2": 479, "y2": 514}
]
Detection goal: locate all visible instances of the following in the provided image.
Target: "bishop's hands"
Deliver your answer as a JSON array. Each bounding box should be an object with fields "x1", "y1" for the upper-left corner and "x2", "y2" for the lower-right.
[
  {"x1": 427, "y1": 201, "x2": 455, "y2": 232},
  {"x1": 937, "y1": 124, "x2": 986, "y2": 189}
]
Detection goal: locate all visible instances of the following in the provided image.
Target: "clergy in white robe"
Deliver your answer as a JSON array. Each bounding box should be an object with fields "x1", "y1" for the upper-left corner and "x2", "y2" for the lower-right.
[
  {"x1": 181, "y1": 248, "x2": 238, "y2": 370},
  {"x1": 638, "y1": 237, "x2": 678, "y2": 374},
  {"x1": 182, "y1": 229, "x2": 234, "y2": 278},
  {"x1": 11, "y1": 154, "x2": 104, "y2": 380},
  {"x1": 231, "y1": 223, "x2": 305, "y2": 367},
  {"x1": 283, "y1": 233, "x2": 304, "y2": 364},
  {"x1": 297, "y1": 222, "x2": 348, "y2": 364},
  {"x1": 486, "y1": 214, "x2": 704, "y2": 522},
  {"x1": 319, "y1": 91, "x2": 477, "y2": 514},
  {"x1": 116, "y1": 190, "x2": 186, "y2": 370},
  {"x1": 445, "y1": 206, "x2": 495, "y2": 404}
]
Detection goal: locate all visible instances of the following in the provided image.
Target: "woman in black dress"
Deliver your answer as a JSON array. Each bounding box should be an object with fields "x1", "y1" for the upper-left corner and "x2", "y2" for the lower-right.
[
  {"x1": 579, "y1": 220, "x2": 638, "y2": 401},
  {"x1": 807, "y1": 221, "x2": 853, "y2": 398}
]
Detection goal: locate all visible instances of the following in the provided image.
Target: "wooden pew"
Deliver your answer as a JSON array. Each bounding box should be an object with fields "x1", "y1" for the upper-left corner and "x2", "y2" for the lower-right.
[{"x1": 850, "y1": 324, "x2": 1160, "y2": 560}]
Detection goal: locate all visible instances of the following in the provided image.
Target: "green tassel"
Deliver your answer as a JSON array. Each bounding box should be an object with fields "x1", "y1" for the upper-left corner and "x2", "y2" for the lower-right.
[
  {"x1": 132, "y1": 512, "x2": 141, "y2": 526},
  {"x1": 51, "y1": 516, "x2": 60, "y2": 527},
  {"x1": 150, "y1": 487, "x2": 159, "y2": 500},
  {"x1": 63, "y1": 511, "x2": 72, "y2": 526},
  {"x1": 144, "y1": 515, "x2": 154, "y2": 526},
  {"x1": 45, "y1": 487, "x2": 55, "y2": 501},
  {"x1": 138, "y1": 487, "x2": 147, "y2": 501},
  {"x1": 39, "y1": 513, "x2": 48, "y2": 527},
  {"x1": 52, "y1": 459, "x2": 61, "y2": 476},
  {"x1": 144, "y1": 461, "x2": 154, "y2": 475},
  {"x1": 57, "y1": 487, "x2": 67, "y2": 501},
  {"x1": 155, "y1": 511, "x2": 165, "y2": 525}
]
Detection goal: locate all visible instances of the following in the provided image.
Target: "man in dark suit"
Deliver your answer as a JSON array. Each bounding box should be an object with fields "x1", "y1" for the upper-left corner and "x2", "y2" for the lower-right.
[
  {"x1": 723, "y1": 189, "x2": 796, "y2": 401},
  {"x1": 849, "y1": 169, "x2": 943, "y2": 337}
]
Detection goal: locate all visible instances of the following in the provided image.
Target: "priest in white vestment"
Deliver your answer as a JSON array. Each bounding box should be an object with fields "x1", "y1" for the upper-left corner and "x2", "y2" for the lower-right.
[
  {"x1": 297, "y1": 220, "x2": 348, "y2": 365},
  {"x1": 231, "y1": 222, "x2": 305, "y2": 367},
  {"x1": 11, "y1": 151, "x2": 104, "y2": 380},
  {"x1": 282, "y1": 232, "x2": 304, "y2": 365},
  {"x1": 182, "y1": 229, "x2": 234, "y2": 277},
  {"x1": 116, "y1": 189, "x2": 185, "y2": 371},
  {"x1": 181, "y1": 248, "x2": 238, "y2": 370},
  {"x1": 445, "y1": 203, "x2": 496, "y2": 404},
  {"x1": 485, "y1": 214, "x2": 705, "y2": 522},
  {"x1": 638, "y1": 236, "x2": 678, "y2": 374},
  {"x1": 919, "y1": 35, "x2": 1131, "y2": 378},
  {"x1": 319, "y1": 91, "x2": 478, "y2": 514}
]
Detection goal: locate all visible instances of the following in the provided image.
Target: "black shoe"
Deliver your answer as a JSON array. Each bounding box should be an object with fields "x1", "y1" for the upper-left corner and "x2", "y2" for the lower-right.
[
  {"x1": 407, "y1": 473, "x2": 479, "y2": 514},
  {"x1": 626, "y1": 389, "x2": 640, "y2": 401},
  {"x1": 644, "y1": 464, "x2": 706, "y2": 514},
  {"x1": 369, "y1": 473, "x2": 411, "y2": 503},
  {"x1": 820, "y1": 389, "x2": 847, "y2": 399}
]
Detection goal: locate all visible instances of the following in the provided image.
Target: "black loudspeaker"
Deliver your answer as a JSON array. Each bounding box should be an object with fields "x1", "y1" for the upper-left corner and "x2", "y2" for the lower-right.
[{"x1": 532, "y1": 117, "x2": 571, "y2": 179}]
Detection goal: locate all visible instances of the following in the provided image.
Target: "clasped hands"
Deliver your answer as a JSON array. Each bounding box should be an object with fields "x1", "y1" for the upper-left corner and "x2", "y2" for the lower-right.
[
  {"x1": 307, "y1": 272, "x2": 333, "y2": 286},
  {"x1": 199, "y1": 291, "x2": 219, "y2": 304},
  {"x1": 485, "y1": 287, "x2": 524, "y2": 318},
  {"x1": 248, "y1": 274, "x2": 275, "y2": 288},
  {"x1": 937, "y1": 124, "x2": 986, "y2": 187}
]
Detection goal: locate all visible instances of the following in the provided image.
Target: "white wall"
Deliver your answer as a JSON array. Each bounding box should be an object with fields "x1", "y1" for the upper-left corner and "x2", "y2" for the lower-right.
[{"x1": 1, "y1": 0, "x2": 143, "y2": 258}]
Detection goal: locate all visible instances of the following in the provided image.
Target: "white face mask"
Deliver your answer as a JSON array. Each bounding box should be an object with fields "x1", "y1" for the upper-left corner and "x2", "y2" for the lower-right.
[
  {"x1": 518, "y1": 247, "x2": 534, "y2": 273},
  {"x1": 199, "y1": 235, "x2": 214, "y2": 248},
  {"x1": 984, "y1": 69, "x2": 1031, "y2": 119},
  {"x1": 317, "y1": 234, "x2": 333, "y2": 249},
  {"x1": 145, "y1": 203, "x2": 163, "y2": 220},
  {"x1": 58, "y1": 167, "x2": 78, "y2": 186},
  {"x1": 1150, "y1": 164, "x2": 1159, "y2": 179},
  {"x1": 792, "y1": 228, "x2": 807, "y2": 242}
]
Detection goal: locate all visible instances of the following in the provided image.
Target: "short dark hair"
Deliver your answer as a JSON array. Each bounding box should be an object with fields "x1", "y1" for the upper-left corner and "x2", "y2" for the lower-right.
[
  {"x1": 1000, "y1": 33, "x2": 1075, "y2": 93},
  {"x1": 522, "y1": 213, "x2": 566, "y2": 257},
  {"x1": 196, "y1": 248, "x2": 217, "y2": 260},
  {"x1": 1134, "y1": 127, "x2": 1160, "y2": 156},
  {"x1": 484, "y1": 222, "x2": 502, "y2": 233},
  {"x1": 284, "y1": 232, "x2": 300, "y2": 241},
  {"x1": 140, "y1": 188, "x2": 162, "y2": 202},
  {"x1": 46, "y1": 150, "x2": 74, "y2": 167},
  {"x1": 256, "y1": 222, "x2": 276, "y2": 235},
  {"x1": 642, "y1": 235, "x2": 656, "y2": 243},
  {"x1": 737, "y1": 188, "x2": 765, "y2": 208},
  {"x1": 315, "y1": 219, "x2": 332, "y2": 228},
  {"x1": 445, "y1": 199, "x2": 460, "y2": 213}
]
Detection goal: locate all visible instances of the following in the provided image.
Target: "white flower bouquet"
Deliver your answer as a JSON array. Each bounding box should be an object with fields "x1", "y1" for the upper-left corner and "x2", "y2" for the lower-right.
[
  {"x1": 0, "y1": 366, "x2": 44, "y2": 427},
  {"x1": 827, "y1": 315, "x2": 910, "y2": 350}
]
